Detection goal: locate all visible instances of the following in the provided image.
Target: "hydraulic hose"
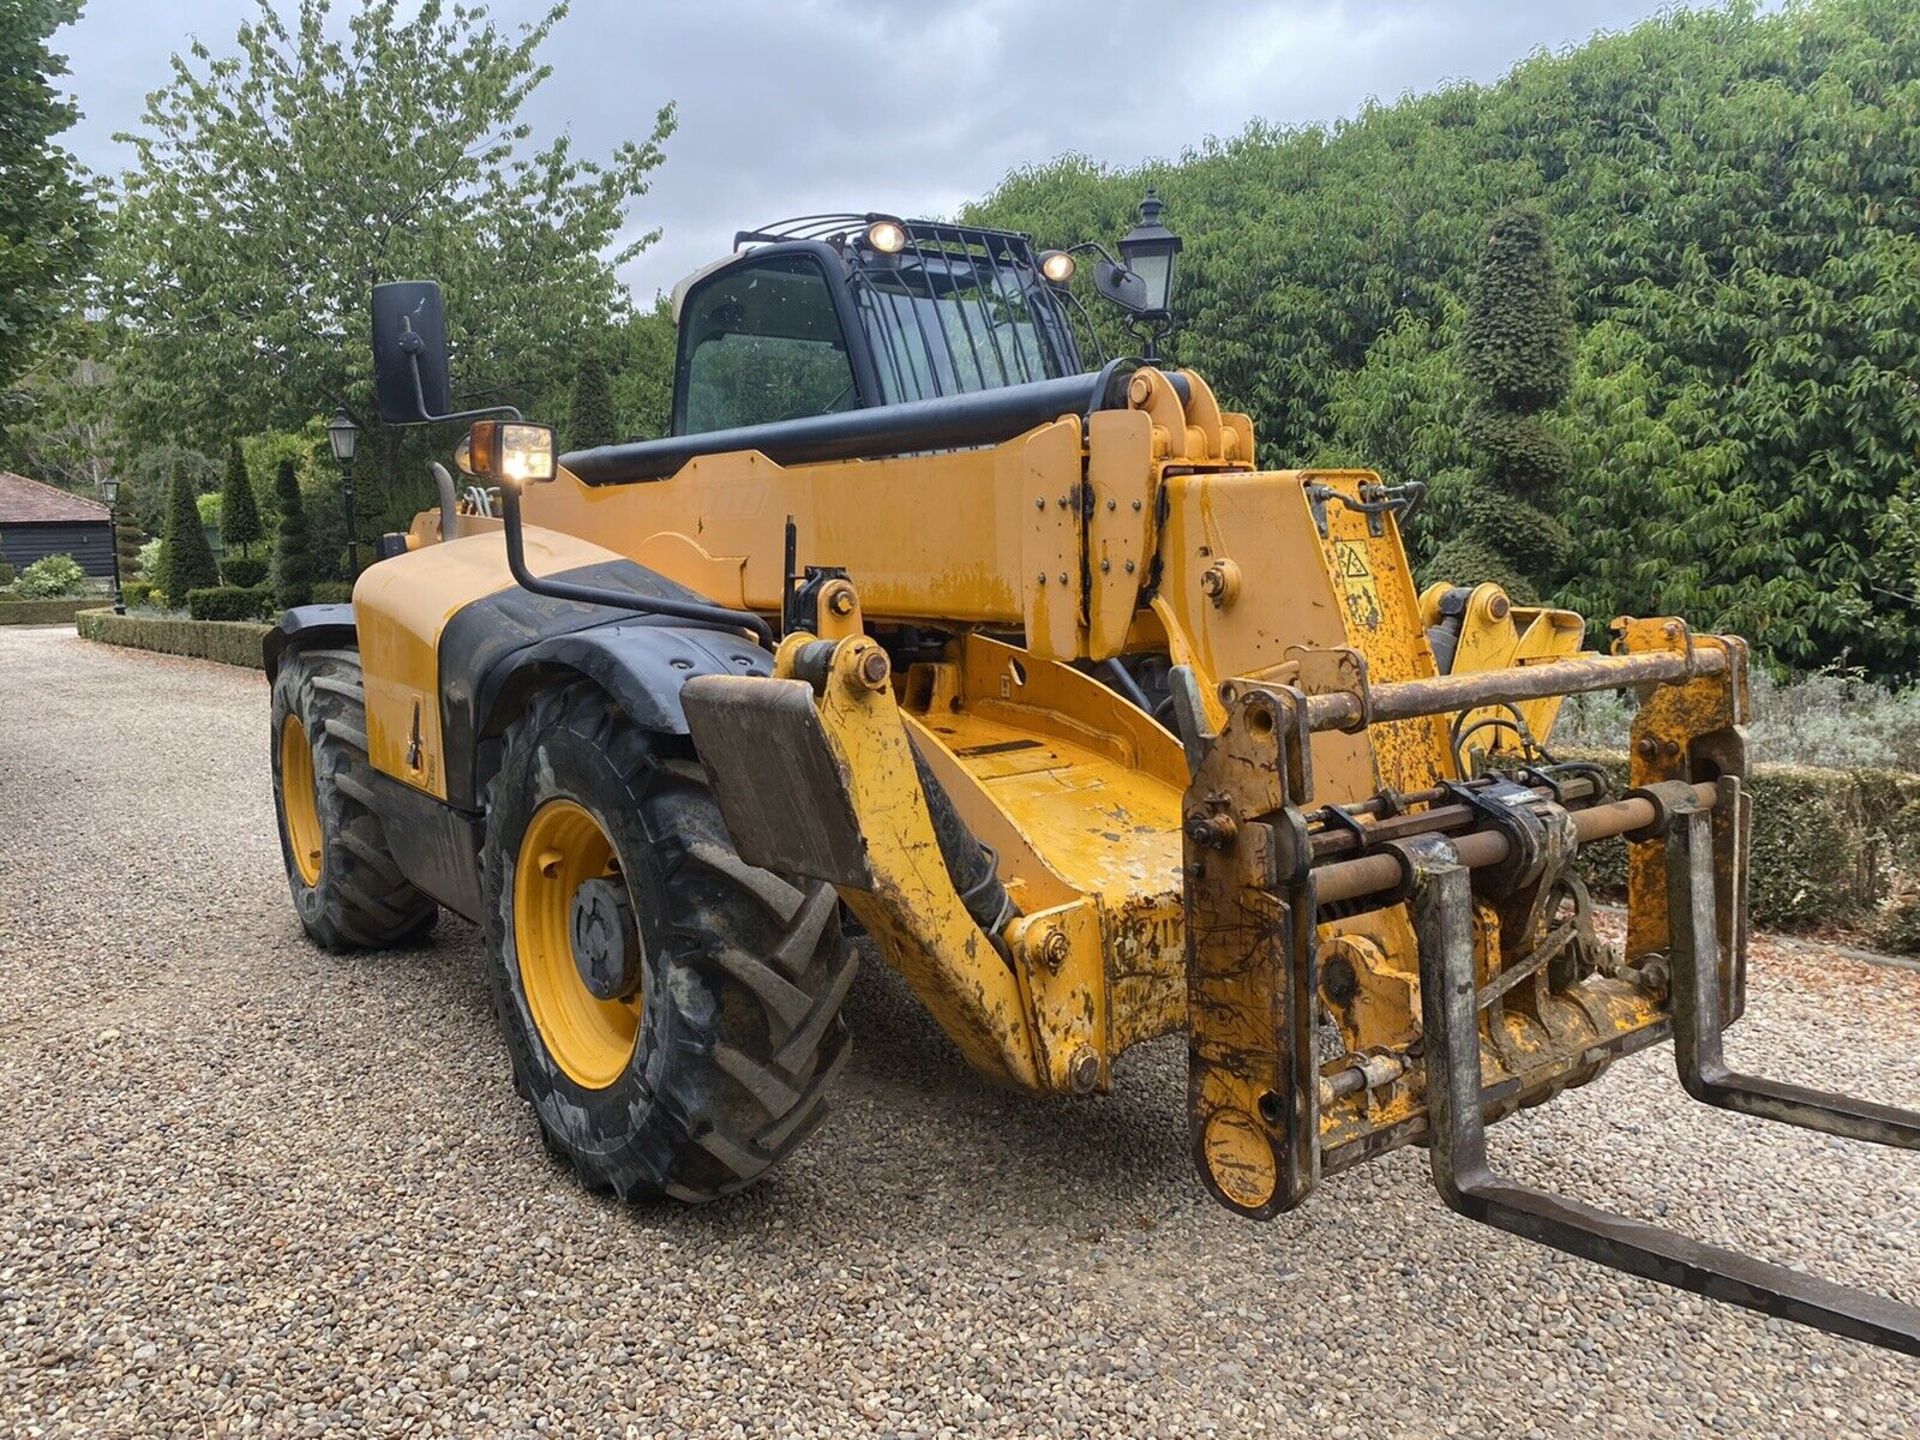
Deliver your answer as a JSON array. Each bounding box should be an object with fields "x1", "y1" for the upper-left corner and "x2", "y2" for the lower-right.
[{"x1": 909, "y1": 737, "x2": 1018, "y2": 946}]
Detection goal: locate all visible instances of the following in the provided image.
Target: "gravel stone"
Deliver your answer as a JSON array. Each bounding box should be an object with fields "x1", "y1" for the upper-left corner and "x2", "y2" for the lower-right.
[{"x1": 3, "y1": 626, "x2": 1917, "y2": 1436}]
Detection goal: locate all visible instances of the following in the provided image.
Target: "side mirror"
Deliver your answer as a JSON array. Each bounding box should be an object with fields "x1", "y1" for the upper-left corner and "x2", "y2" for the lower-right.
[
  {"x1": 371, "y1": 280, "x2": 452, "y2": 424},
  {"x1": 1092, "y1": 259, "x2": 1151, "y2": 315}
]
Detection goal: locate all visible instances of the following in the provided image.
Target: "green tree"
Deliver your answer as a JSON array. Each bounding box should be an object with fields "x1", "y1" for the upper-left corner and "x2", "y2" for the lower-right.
[
  {"x1": 567, "y1": 353, "x2": 618, "y2": 450},
  {"x1": 974, "y1": 0, "x2": 1920, "y2": 675},
  {"x1": 1428, "y1": 207, "x2": 1574, "y2": 601},
  {"x1": 273, "y1": 458, "x2": 312, "y2": 608},
  {"x1": 0, "y1": 0, "x2": 98, "y2": 442},
  {"x1": 219, "y1": 439, "x2": 265, "y2": 555},
  {"x1": 156, "y1": 467, "x2": 219, "y2": 603},
  {"x1": 613, "y1": 299, "x2": 677, "y2": 441},
  {"x1": 103, "y1": 0, "x2": 674, "y2": 522},
  {"x1": 3, "y1": 322, "x2": 119, "y2": 495}
]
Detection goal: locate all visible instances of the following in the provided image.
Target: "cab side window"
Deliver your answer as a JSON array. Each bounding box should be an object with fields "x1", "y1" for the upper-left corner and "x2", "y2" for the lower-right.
[{"x1": 678, "y1": 255, "x2": 858, "y2": 434}]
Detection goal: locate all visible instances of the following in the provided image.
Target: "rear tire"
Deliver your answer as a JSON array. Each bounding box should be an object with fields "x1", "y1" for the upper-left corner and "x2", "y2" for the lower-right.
[
  {"x1": 271, "y1": 648, "x2": 438, "y2": 951},
  {"x1": 481, "y1": 680, "x2": 856, "y2": 1202}
]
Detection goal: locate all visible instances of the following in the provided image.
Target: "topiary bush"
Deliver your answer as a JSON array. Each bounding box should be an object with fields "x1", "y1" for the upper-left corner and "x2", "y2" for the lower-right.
[
  {"x1": 158, "y1": 469, "x2": 220, "y2": 602},
  {"x1": 120, "y1": 578, "x2": 155, "y2": 608},
  {"x1": 1433, "y1": 206, "x2": 1576, "y2": 600},
  {"x1": 1462, "y1": 208, "x2": 1574, "y2": 413},
  {"x1": 218, "y1": 439, "x2": 265, "y2": 557},
  {"x1": 14, "y1": 553, "x2": 90, "y2": 598},
  {"x1": 221, "y1": 554, "x2": 268, "y2": 588},
  {"x1": 568, "y1": 353, "x2": 618, "y2": 450},
  {"x1": 273, "y1": 458, "x2": 313, "y2": 608},
  {"x1": 187, "y1": 584, "x2": 273, "y2": 622}
]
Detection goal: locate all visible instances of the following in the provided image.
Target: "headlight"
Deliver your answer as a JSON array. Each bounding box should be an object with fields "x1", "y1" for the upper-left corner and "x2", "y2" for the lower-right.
[
  {"x1": 866, "y1": 219, "x2": 907, "y2": 254},
  {"x1": 467, "y1": 420, "x2": 556, "y2": 487},
  {"x1": 500, "y1": 424, "x2": 555, "y2": 487},
  {"x1": 1038, "y1": 249, "x2": 1076, "y2": 285}
]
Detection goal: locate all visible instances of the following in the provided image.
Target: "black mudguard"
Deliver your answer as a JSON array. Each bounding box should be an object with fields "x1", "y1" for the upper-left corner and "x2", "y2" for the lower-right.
[
  {"x1": 436, "y1": 560, "x2": 772, "y2": 809},
  {"x1": 265, "y1": 564, "x2": 773, "y2": 921},
  {"x1": 263, "y1": 603, "x2": 357, "y2": 679}
]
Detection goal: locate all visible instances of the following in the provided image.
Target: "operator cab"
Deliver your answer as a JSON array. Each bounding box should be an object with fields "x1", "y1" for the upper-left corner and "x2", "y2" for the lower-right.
[{"x1": 669, "y1": 215, "x2": 1087, "y2": 437}]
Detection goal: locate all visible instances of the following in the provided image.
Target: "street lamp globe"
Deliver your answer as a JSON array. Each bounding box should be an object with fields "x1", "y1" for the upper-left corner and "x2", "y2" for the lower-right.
[
  {"x1": 327, "y1": 407, "x2": 360, "y2": 465},
  {"x1": 1117, "y1": 188, "x2": 1183, "y2": 320}
]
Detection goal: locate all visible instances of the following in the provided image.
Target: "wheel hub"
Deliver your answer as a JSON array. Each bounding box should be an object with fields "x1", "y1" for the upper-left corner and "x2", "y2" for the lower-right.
[
  {"x1": 513, "y1": 798, "x2": 641, "y2": 1090},
  {"x1": 279, "y1": 713, "x2": 324, "y2": 886},
  {"x1": 570, "y1": 876, "x2": 642, "y2": 1001}
]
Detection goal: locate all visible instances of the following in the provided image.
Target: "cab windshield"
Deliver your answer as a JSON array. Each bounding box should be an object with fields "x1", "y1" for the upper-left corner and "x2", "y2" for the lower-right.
[{"x1": 848, "y1": 236, "x2": 1078, "y2": 405}]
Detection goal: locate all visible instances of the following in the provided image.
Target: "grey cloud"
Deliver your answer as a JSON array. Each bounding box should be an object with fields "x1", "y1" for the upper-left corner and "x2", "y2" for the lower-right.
[{"x1": 57, "y1": 0, "x2": 1690, "y2": 300}]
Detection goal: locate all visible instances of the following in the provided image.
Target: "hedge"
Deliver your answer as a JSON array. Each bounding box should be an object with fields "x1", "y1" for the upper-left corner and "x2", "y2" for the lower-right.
[
  {"x1": 0, "y1": 596, "x2": 101, "y2": 625},
  {"x1": 75, "y1": 607, "x2": 272, "y2": 670},
  {"x1": 1570, "y1": 752, "x2": 1920, "y2": 954},
  {"x1": 312, "y1": 580, "x2": 353, "y2": 604},
  {"x1": 121, "y1": 579, "x2": 155, "y2": 608},
  {"x1": 187, "y1": 583, "x2": 274, "y2": 622}
]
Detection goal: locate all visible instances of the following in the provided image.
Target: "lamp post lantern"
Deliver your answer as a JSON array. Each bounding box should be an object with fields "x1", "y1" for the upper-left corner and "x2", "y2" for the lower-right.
[
  {"x1": 328, "y1": 407, "x2": 361, "y2": 579},
  {"x1": 102, "y1": 476, "x2": 126, "y2": 614},
  {"x1": 1116, "y1": 188, "x2": 1183, "y2": 361}
]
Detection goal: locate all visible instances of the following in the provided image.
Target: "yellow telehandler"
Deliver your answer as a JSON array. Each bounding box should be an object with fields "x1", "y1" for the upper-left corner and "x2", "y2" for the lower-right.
[{"x1": 265, "y1": 206, "x2": 1920, "y2": 1353}]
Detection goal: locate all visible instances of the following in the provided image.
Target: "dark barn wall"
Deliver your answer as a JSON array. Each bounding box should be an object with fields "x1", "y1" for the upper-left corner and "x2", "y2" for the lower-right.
[{"x1": 1, "y1": 522, "x2": 115, "y2": 580}]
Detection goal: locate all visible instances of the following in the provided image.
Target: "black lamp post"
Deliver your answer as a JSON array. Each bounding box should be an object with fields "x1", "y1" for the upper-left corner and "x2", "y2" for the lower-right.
[
  {"x1": 1116, "y1": 188, "x2": 1183, "y2": 361},
  {"x1": 327, "y1": 407, "x2": 361, "y2": 579},
  {"x1": 102, "y1": 476, "x2": 126, "y2": 614}
]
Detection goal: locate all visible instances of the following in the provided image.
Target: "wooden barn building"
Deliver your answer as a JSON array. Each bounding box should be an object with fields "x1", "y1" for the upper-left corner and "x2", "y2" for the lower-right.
[{"x1": 0, "y1": 472, "x2": 113, "y2": 582}]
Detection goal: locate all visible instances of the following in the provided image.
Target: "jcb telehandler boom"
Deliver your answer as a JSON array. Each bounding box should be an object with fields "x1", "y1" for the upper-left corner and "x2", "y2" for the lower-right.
[{"x1": 265, "y1": 210, "x2": 1920, "y2": 1353}]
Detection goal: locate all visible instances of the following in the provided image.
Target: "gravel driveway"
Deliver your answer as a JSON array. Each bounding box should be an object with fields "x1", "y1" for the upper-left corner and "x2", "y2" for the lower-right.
[{"x1": 2, "y1": 625, "x2": 1917, "y2": 1437}]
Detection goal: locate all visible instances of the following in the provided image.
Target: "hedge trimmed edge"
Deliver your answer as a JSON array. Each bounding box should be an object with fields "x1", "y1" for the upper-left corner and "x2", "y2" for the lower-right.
[
  {"x1": 1568, "y1": 751, "x2": 1920, "y2": 955},
  {"x1": 76, "y1": 606, "x2": 272, "y2": 670},
  {"x1": 0, "y1": 596, "x2": 101, "y2": 625}
]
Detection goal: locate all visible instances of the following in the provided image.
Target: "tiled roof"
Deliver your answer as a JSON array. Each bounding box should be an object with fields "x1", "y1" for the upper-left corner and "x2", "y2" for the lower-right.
[{"x1": 0, "y1": 471, "x2": 111, "y2": 524}]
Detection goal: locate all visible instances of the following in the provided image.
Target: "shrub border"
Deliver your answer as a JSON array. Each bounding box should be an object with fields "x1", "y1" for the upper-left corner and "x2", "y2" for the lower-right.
[
  {"x1": 75, "y1": 606, "x2": 271, "y2": 670},
  {"x1": 0, "y1": 596, "x2": 102, "y2": 625}
]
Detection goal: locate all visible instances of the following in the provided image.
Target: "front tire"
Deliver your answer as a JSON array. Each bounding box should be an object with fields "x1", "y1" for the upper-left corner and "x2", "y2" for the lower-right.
[
  {"x1": 481, "y1": 680, "x2": 855, "y2": 1202},
  {"x1": 271, "y1": 648, "x2": 438, "y2": 951}
]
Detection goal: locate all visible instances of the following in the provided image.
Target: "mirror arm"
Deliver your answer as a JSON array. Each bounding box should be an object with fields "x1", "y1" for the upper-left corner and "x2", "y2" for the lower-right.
[
  {"x1": 403, "y1": 335, "x2": 522, "y2": 427},
  {"x1": 1066, "y1": 240, "x2": 1128, "y2": 273},
  {"x1": 499, "y1": 487, "x2": 774, "y2": 648}
]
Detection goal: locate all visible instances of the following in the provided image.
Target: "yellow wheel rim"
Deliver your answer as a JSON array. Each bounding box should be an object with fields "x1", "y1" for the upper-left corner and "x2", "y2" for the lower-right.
[
  {"x1": 514, "y1": 798, "x2": 641, "y2": 1089},
  {"x1": 280, "y1": 713, "x2": 324, "y2": 886}
]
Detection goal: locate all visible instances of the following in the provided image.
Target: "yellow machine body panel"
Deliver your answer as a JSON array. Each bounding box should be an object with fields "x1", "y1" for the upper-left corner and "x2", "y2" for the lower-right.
[
  {"x1": 524, "y1": 418, "x2": 1088, "y2": 652},
  {"x1": 352, "y1": 526, "x2": 637, "y2": 798}
]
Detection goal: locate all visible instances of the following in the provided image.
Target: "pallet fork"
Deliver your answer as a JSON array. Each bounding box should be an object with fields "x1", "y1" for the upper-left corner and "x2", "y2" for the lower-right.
[{"x1": 1409, "y1": 779, "x2": 1920, "y2": 1354}]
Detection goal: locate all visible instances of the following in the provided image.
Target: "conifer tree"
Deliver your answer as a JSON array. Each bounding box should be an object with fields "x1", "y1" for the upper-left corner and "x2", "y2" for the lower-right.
[
  {"x1": 1428, "y1": 206, "x2": 1574, "y2": 602},
  {"x1": 218, "y1": 439, "x2": 265, "y2": 556},
  {"x1": 567, "y1": 354, "x2": 618, "y2": 451},
  {"x1": 156, "y1": 466, "x2": 219, "y2": 604}
]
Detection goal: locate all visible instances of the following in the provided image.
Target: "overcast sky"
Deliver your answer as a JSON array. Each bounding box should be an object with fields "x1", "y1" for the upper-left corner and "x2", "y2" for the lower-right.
[{"x1": 55, "y1": 0, "x2": 1702, "y2": 300}]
